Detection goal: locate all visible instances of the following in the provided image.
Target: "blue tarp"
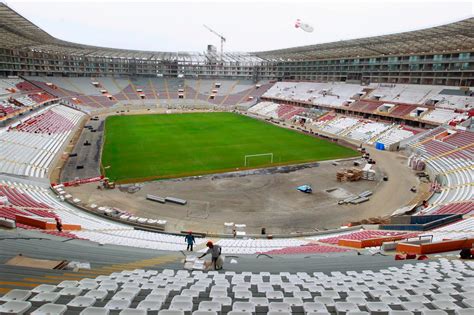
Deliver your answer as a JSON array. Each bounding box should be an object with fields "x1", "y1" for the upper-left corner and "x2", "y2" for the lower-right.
[{"x1": 297, "y1": 185, "x2": 312, "y2": 193}]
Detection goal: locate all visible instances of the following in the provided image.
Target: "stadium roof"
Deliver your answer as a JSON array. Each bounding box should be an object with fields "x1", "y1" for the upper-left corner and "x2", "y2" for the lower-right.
[
  {"x1": 0, "y1": 3, "x2": 262, "y2": 63},
  {"x1": 1, "y1": 3, "x2": 473, "y2": 63},
  {"x1": 255, "y1": 18, "x2": 474, "y2": 61}
]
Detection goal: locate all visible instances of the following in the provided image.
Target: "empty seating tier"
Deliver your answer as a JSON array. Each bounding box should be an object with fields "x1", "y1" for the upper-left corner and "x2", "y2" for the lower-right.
[
  {"x1": 311, "y1": 230, "x2": 415, "y2": 245},
  {"x1": 422, "y1": 202, "x2": 474, "y2": 216},
  {"x1": 0, "y1": 259, "x2": 473, "y2": 314},
  {"x1": 0, "y1": 105, "x2": 85, "y2": 178},
  {"x1": 248, "y1": 102, "x2": 307, "y2": 121},
  {"x1": 14, "y1": 107, "x2": 80, "y2": 134},
  {"x1": 420, "y1": 217, "x2": 474, "y2": 242}
]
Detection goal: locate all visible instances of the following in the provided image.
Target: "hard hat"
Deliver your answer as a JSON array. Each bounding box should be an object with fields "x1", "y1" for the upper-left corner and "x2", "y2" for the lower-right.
[{"x1": 206, "y1": 241, "x2": 213, "y2": 247}]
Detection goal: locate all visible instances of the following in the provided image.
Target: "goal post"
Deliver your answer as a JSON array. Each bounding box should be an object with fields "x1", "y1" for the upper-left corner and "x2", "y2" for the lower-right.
[{"x1": 244, "y1": 153, "x2": 274, "y2": 167}]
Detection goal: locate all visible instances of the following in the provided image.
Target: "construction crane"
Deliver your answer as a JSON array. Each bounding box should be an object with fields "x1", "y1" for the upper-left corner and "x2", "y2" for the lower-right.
[{"x1": 203, "y1": 24, "x2": 226, "y2": 63}]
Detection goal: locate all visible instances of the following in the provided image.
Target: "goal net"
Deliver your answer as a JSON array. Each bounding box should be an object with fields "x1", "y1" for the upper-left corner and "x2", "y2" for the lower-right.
[{"x1": 244, "y1": 153, "x2": 274, "y2": 167}]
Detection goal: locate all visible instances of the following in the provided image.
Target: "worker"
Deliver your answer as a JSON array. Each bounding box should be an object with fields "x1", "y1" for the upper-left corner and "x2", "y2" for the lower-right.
[
  {"x1": 55, "y1": 217, "x2": 63, "y2": 232},
  {"x1": 185, "y1": 231, "x2": 196, "y2": 251},
  {"x1": 198, "y1": 241, "x2": 222, "y2": 270}
]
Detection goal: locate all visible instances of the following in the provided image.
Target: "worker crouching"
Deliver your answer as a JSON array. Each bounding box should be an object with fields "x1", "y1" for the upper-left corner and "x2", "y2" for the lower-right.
[{"x1": 199, "y1": 241, "x2": 223, "y2": 270}]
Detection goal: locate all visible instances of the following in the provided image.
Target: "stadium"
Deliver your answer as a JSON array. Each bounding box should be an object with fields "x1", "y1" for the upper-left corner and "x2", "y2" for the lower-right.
[{"x1": 0, "y1": 2, "x2": 473, "y2": 314}]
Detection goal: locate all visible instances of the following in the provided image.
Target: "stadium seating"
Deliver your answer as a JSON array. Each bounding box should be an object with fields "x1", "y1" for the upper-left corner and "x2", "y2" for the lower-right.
[
  {"x1": 0, "y1": 78, "x2": 22, "y2": 95},
  {"x1": 346, "y1": 121, "x2": 392, "y2": 143},
  {"x1": 349, "y1": 100, "x2": 382, "y2": 113},
  {"x1": 0, "y1": 178, "x2": 207, "y2": 251},
  {"x1": 415, "y1": 139, "x2": 471, "y2": 160},
  {"x1": 406, "y1": 125, "x2": 473, "y2": 208},
  {"x1": 370, "y1": 84, "x2": 440, "y2": 104},
  {"x1": 375, "y1": 128, "x2": 416, "y2": 148},
  {"x1": 0, "y1": 79, "x2": 57, "y2": 121},
  {"x1": 248, "y1": 102, "x2": 279, "y2": 118},
  {"x1": 129, "y1": 77, "x2": 157, "y2": 100},
  {"x1": 1, "y1": 258, "x2": 473, "y2": 314},
  {"x1": 261, "y1": 82, "x2": 473, "y2": 125},
  {"x1": 419, "y1": 217, "x2": 474, "y2": 242},
  {"x1": 435, "y1": 93, "x2": 474, "y2": 110},
  {"x1": 3, "y1": 4, "x2": 474, "y2": 289},
  {"x1": 74, "y1": 230, "x2": 208, "y2": 251},
  {"x1": 23, "y1": 78, "x2": 107, "y2": 110},
  {"x1": 0, "y1": 184, "x2": 50, "y2": 208},
  {"x1": 443, "y1": 131, "x2": 474, "y2": 154},
  {"x1": 0, "y1": 179, "x2": 122, "y2": 229},
  {"x1": 28, "y1": 92, "x2": 55, "y2": 104},
  {"x1": 319, "y1": 116, "x2": 359, "y2": 134},
  {"x1": 389, "y1": 104, "x2": 418, "y2": 117},
  {"x1": 0, "y1": 100, "x2": 23, "y2": 118},
  {"x1": 11, "y1": 95, "x2": 37, "y2": 107},
  {"x1": 264, "y1": 82, "x2": 474, "y2": 110},
  {"x1": 14, "y1": 106, "x2": 81, "y2": 133},
  {"x1": 1, "y1": 78, "x2": 473, "y2": 260},
  {"x1": 24, "y1": 77, "x2": 273, "y2": 110},
  {"x1": 263, "y1": 82, "x2": 365, "y2": 107},
  {"x1": 23, "y1": 76, "x2": 473, "y2": 116},
  {"x1": 405, "y1": 126, "x2": 448, "y2": 146},
  {"x1": 0, "y1": 105, "x2": 85, "y2": 178},
  {"x1": 248, "y1": 102, "x2": 307, "y2": 121},
  {"x1": 217, "y1": 81, "x2": 264, "y2": 105},
  {"x1": 369, "y1": 84, "x2": 474, "y2": 110},
  {"x1": 413, "y1": 161, "x2": 472, "y2": 205},
  {"x1": 200, "y1": 239, "x2": 310, "y2": 255},
  {"x1": 12, "y1": 174, "x2": 443, "y2": 254},
  {"x1": 0, "y1": 205, "x2": 31, "y2": 221},
  {"x1": 15, "y1": 80, "x2": 42, "y2": 93},
  {"x1": 263, "y1": 244, "x2": 351, "y2": 255},
  {"x1": 309, "y1": 230, "x2": 416, "y2": 245},
  {"x1": 422, "y1": 109, "x2": 466, "y2": 124},
  {"x1": 7, "y1": 173, "x2": 452, "y2": 255},
  {"x1": 421, "y1": 201, "x2": 473, "y2": 216}
]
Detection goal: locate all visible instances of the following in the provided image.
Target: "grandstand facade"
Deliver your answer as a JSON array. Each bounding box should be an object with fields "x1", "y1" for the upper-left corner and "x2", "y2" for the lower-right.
[{"x1": 0, "y1": 3, "x2": 473, "y2": 86}]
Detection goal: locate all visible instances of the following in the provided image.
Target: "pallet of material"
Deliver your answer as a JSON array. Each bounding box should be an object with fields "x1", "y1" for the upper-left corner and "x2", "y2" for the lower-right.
[
  {"x1": 146, "y1": 194, "x2": 166, "y2": 203},
  {"x1": 336, "y1": 168, "x2": 362, "y2": 182},
  {"x1": 339, "y1": 195, "x2": 359, "y2": 204},
  {"x1": 350, "y1": 197, "x2": 370, "y2": 204},
  {"x1": 336, "y1": 171, "x2": 346, "y2": 182},
  {"x1": 362, "y1": 164, "x2": 376, "y2": 180},
  {"x1": 359, "y1": 190, "x2": 373, "y2": 198},
  {"x1": 165, "y1": 196, "x2": 187, "y2": 205}
]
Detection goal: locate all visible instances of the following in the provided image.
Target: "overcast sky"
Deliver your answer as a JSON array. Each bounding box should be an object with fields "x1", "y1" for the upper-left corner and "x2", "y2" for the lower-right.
[{"x1": 4, "y1": 0, "x2": 473, "y2": 53}]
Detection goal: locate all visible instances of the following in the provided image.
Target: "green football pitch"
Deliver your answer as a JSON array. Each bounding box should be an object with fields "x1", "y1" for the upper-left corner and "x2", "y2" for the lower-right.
[{"x1": 101, "y1": 112, "x2": 359, "y2": 182}]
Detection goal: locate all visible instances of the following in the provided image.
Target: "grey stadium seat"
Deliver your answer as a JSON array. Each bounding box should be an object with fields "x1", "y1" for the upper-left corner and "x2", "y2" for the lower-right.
[
  {"x1": 0, "y1": 301, "x2": 32, "y2": 314},
  {"x1": 30, "y1": 303, "x2": 67, "y2": 315}
]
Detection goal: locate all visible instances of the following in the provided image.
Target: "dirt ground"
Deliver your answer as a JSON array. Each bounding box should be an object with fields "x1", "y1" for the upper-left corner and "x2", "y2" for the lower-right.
[{"x1": 66, "y1": 144, "x2": 420, "y2": 235}]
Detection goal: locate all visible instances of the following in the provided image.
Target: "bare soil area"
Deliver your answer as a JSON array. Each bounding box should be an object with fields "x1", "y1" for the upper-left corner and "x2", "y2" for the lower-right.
[{"x1": 66, "y1": 145, "x2": 419, "y2": 235}]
